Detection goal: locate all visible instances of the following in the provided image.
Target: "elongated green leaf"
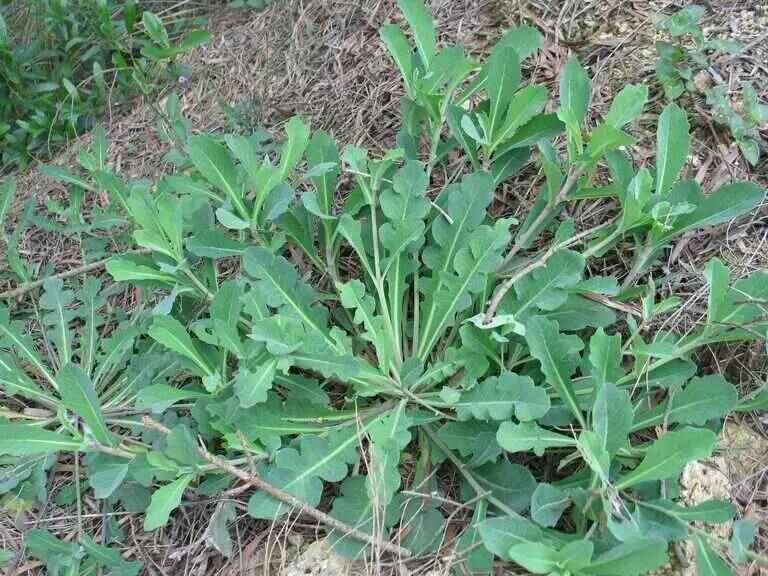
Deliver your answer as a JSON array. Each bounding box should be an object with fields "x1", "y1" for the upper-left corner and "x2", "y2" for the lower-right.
[
  {"x1": 58, "y1": 363, "x2": 113, "y2": 446},
  {"x1": 455, "y1": 371, "x2": 549, "y2": 422},
  {"x1": 588, "y1": 328, "x2": 623, "y2": 386},
  {"x1": 616, "y1": 427, "x2": 717, "y2": 489},
  {"x1": 605, "y1": 84, "x2": 648, "y2": 128},
  {"x1": 582, "y1": 538, "x2": 668, "y2": 575},
  {"x1": 496, "y1": 421, "x2": 576, "y2": 457},
  {"x1": 148, "y1": 316, "x2": 214, "y2": 376},
  {"x1": 592, "y1": 382, "x2": 632, "y2": 455},
  {"x1": 654, "y1": 103, "x2": 690, "y2": 197},
  {"x1": 0, "y1": 425, "x2": 81, "y2": 455},
  {"x1": 186, "y1": 135, "x2": 246, "y2": 217},
  {"x1": 396, "y1": 0, "x2": 435, "y2": 68},
  {"x1": 144, "y1": 474, "x2": 194, "y2": 530},
  {"x1": 187, "y1": 230, "x2": 245, "y2": 259},
  {"x1": 279, "y1": 116, "x2": 310, "y2": 180},
  {"x1": 476, "y1": 514, "x2": 544, "y2": 560},
  {"x1": 730, "y1": 519, "x2": 757, "y2": 564},
  {"x1": 105, "y1": 257, "x2": 177, "y2": 285},
  {"x1": 485, "y1": 45, "x2": 521, "y2": 139},
  {"x1": 0, "y1": 178, "x2": 15, "y2": 228},
  {"x1": 380, "y1": 24, "x2": 415, "y2": 96},
  {"x1": 558, "y1": 56, "x2": 590, "y2": 127},
  {"x1": 525, "y1": 317, "x2": 586, "y2": 428},
  {"x1": 0, "y1": 352, "x2": 57, "y2": 405},
  {"x1": 40, "y1": 278, "x2": 75, "y2": 367},
  {"x1": 492, "y1": 84, "x2": 547, "y2": 150}
]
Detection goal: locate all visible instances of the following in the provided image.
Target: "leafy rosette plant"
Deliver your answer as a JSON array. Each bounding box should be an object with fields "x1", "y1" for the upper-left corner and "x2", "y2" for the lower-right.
[{"x1": 1, "y1": 0, "x2": 766, "y2": 573}]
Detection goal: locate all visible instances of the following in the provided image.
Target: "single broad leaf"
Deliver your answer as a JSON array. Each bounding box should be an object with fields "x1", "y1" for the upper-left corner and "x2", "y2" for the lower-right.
[
  {"x1": 105, "y1": 257, "x2": 177, "y2": 285},
  {"x1": 582, "y1": 538, "x2": 668, "y2": 575},
  {"x1": 530, "y1": 482, "x2": 570, "y2": 528},
  {"x1": 88, "y1": 455, "x2": 130, "y2": 499},
  {"x1": 186, "y1": 134, "x2": 246, "y2": 217},
  {"x1": 396, "y1": 0, "x2": 435, "y2": 68},
  {"x1": 476, "y1": 513, "x2": 544, "y2": 560},
  {"x1": 455, "y1": 372, "x2": 548, "y2": 422},
  {"x1": 205, "y1": 502, "x2": 236, "y2": 557},
  {"x1": 58, "y1": 363, "x2": 113, "y2": 447},
  {"x1": 497, "y1": 25, "x2": 542, "y2": 59},
  {"x1": 279, "y1": 116, "x2": 310, "y2": 180},
  {"x1": 401, "y1": 507, "x2": 444, "y2": 555},
  {"x1": 616, "y1": 427, "x2": 717, "y2": 489},
  {"x1": 234, "y1": 358, "x2": 277, "y2": 408},
  {"x1": 466, "y1": 460, "x2": 536, "y2": 514},
  {"x1": 142, "y1": 11, "x2": 169, "y2": 47},
  {"x1": 525, "y1": 317, "x2": 586, "y2": 428},
  {"x1": 605, "y1": 84, "x2": 649, "y2": 128},
  {"x1": 144, "y1": 474, "x2": 194, "y2": 530},
  {"x1": 694, "y1": 536, "x2": 732, "y2": 576},
  {"x1": 507, "y1": 541, "x2": 559, "y2": 574},
  {"x1": 0, "y1": 425, "x2": 81, "y2": 455},
  {"x1": 454, "y1": 502, "x2": 493, "y2": 574},
  {"x1": 79, "y1": 535, "x2": 143, "y2": 576},
  {"x1": 177, "y1": 28, "x2": 211, "y2": 51},
  {"x1": 496, "y1": 421, "x2": 576, "y2": 457},
  {"x1": 187, "y1": 230, "x2": 245, "y2": 259},
  {"x1": 507, "y1": 249, "x2": 585, "y2": 316},
  {"x1": 654, "y1": 103, "x2": 690, "y2": 197},
  {"x1": 148, "y1": 316, "x2": 214, "y2": 376},
  {"x1": 730, "y1": 519, "x2": 757, "y2": 564},
  {"x1": 592, "y1": 382, "x2": 633, "y2": 455},
  {"x1": 367, "y1": 406, "x2": 413, "y2": 509},
  {"x1": 306, "y1": 131, "x2": 339, "y2": 234},
  {"x1": 588, "y1": 328, "x2": 624, "y2": 386}
]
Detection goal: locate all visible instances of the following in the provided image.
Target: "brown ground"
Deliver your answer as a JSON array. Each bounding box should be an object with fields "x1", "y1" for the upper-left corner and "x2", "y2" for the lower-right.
[{"x1": 1, "y1": 0, "x2": 767, "y2": 574}]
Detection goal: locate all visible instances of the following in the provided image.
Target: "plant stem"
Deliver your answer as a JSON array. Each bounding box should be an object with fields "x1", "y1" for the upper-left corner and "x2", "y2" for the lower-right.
[
  {"x1": 423, "y1": 424, "x2": 517, "y2": 517},
  {"x1": 498, "y1": 166, "x2": 586, "y2": 271},
  {"x1": 0, "y1": 249, "x2": 151, "y2": 301}
]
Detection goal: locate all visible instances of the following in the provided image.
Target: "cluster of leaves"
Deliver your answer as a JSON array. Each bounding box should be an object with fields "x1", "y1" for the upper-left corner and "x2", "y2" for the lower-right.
[
  {"x1": 654, "y1": 4, "x2": 768, "y2": 165},
  {"x1": 0, "y1": 0, "x2": 210, "y2": 171},
  {"x1": 1, "y1": 0, "x2": 767, "y2": 573}
]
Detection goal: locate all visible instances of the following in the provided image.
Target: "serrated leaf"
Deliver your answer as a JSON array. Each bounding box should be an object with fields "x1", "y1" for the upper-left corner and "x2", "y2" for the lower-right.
[
  {"x1": 525, "y1": 317, "x2": 586, "y2": 428},
  {"x1": 380, "y1": 24, "x2": 415, "y2": 96},
  {"x1": 616, "y1": 427, "x2": 717, "y2": 489},
  {"x1": 58, "y1": 363, "x2": 113, "y2": 446},
  {"x1": 492, "y1": 84, "x2": 548, "y2": 150},
  {"x1": 186, "y1": 135, "x2": 246, "y2": 217},
  {"x1": 0, "y1": 425, "x2": 81, "y2": 455},
  {"x1": 367, "y1": 405, "x2": 413, "y2": 509},
  {"x1": 279, "y1": 116, "x2": 310, "y2": 180},
  {"x1": 558, "y1": 56, "x2": 590, "y2": 135},
  {"x1": 507, "y1": 250, "x2": 585, "y2": 316},
  {"x1": 144, "y1": 474, "x2": 193, "y2": 530},
  {"x1": 654, "y1": 103, "x2": 690, "y2": 197}
]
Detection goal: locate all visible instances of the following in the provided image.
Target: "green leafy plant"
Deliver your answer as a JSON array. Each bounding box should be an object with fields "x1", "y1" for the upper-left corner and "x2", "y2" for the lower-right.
[
  {"x1": 1, "y1": 0, "x2": 767, "y2": 573},
  {"x1": 654, "y1": 4, "x2": 768, "y2": 165},
  {"x1": 0, "y1": 1, "x2": 210, "y2": 170}
]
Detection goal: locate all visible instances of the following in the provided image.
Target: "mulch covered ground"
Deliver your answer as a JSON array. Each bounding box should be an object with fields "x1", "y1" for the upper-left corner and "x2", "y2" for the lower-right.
[{"x1": 1, "y1": 0, "x2": 767, "y2": 573}]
